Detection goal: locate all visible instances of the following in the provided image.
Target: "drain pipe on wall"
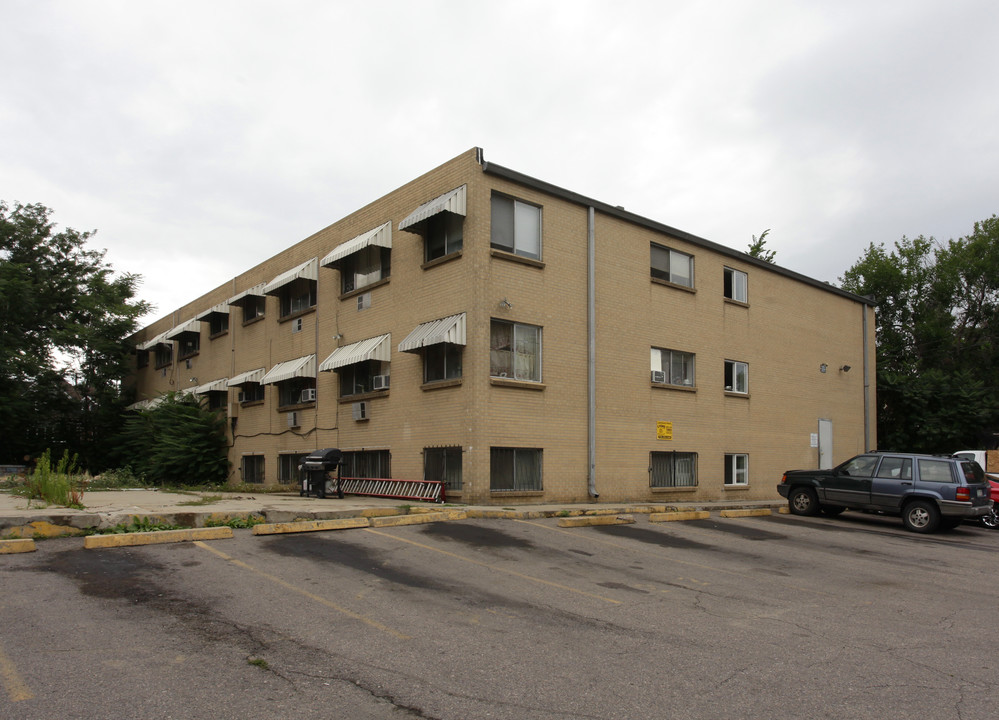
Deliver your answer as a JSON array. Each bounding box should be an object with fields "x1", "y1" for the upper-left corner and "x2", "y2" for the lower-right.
[{"x1": 587, "y1": 206, "x2": 598, "y2": 499}]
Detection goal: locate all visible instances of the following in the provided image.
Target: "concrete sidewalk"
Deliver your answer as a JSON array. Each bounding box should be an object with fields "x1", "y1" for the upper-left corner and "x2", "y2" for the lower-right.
[{"x1": 0, "y1": 487, "x2": 785, "y2": 539}]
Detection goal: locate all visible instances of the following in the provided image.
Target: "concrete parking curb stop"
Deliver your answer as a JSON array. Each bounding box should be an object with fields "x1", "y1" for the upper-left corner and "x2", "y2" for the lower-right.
[
  {"x1": 719, "y1": 508, "x2": 773, "y2": 518},
  {"x1": 0, "y1": 538, "x2": 36, "y2": 554},
  {"x1": 83, "y1": 526, "x2": 234, "y2": 549},
  {"x1": 370, "y1": 510, "x2": 469, "y2": 528},
  {"x1": 557, "y1": 514, "x2": 636, "y2": 528},
  {"x1": 650, "y1": 511, "x2": 711, "y2": 522},
  {"x1": 252, "y1": 517, "x2": 371, "y2": 535}
]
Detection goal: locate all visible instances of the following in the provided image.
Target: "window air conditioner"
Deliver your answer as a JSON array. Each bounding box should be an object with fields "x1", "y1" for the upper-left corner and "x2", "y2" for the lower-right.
[
  {"x1": 352, "y1": 401, "x2": 368, "y2": 421},
  {"x1": 237, "y1": 391, "x2": 246, "y2": 403},
  {"x1": 372, "y1": 374, "x2": 390, "y2": 391},
  {"x1": 287, "y1": 411, "x2": 300, "y2": 428},
  {"x1": 300, "y1": 388, "x2": 317, "y2": 403},
  {"x1": 651, "y1": 370, "x2": 666, "y2": 384}
]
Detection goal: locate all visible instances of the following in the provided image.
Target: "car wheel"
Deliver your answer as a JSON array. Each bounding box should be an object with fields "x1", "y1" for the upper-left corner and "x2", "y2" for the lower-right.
[
  {"x1": 788, "y1": 487, "x2": 820, "y2": 516},
  {"x1": 902, "y1": 499, "x2": 940, "y2": 533},
  {"x1": 979, "y1": 510, "x2": 999, "y2": 529},
  {"x1": 820, "y1": 505, "x2": 846, "y2": 516}
]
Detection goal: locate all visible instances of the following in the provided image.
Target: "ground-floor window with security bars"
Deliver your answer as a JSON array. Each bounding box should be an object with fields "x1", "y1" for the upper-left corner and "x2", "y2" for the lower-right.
[
  {"x1": 241, "y1": 454, "x2": 265, "y2": 484},
  {"x1": 341, "y1": 450, "x2": 391, "y2": 478},
  {"x1": 424, "y1": 446, "x2": 462, "y2": 491},
  {"x1": 490, "y1": 447, "x2": 542, "y2": 491},
  {"x1": 278, "y1": 453, "x2": 309, "y2": 484},
  {"x1": 649, "y1": 451, "x2": 698, "y2": 488}
]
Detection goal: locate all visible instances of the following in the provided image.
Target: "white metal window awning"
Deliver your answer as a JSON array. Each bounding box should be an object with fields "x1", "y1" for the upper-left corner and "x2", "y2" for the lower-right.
[
  {"x1": 228, "y1": 283, "x2": 267, "y2": 305},
  {"x1": 196, "y1": 302, "x2": 230, "y2": 320},
  {"x1": 398, "y1": 313, "x2": 466, "y2": 353},
  {"x1": 227, "y1": 368, "x2": 266, "y2": 387},
  {"x1": 165, "y1": 318, "x2": 202, "y2": 340},
  {"x1": 320, "y1": 222, "x2": 392, "y2": 268},
  {"x1": 195, "y1": 378, "x2": 229, "y2": 394},
  {"x1": 319, "y1": 334, "x2": 391, "y2": 372},
  {"x1": 399, "y1": 185, "x2": 467, "y2": 232},
  {"x1": 260, "y1": 355, "x2": 316, "y2": 385},
  {"x1": 264, "y1": 258, "x2": 318, "y2": 296},
  {"x1": 137, "y1": 330, "x2": 172, "y2": 351}
]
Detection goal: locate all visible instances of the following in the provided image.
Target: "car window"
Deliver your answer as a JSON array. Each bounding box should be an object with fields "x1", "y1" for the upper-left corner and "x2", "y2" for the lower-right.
[
  {"x1": 840, "y1": 455, "x2": 878, "y2": 477},
  {"x1": 876, "y1": 457, "x2": 911, "y2": 480},
  {"x1": 961, "y1": 461, "x2": 985, "y2": 484},
  {"x1": 917, "y1": 459, "x2": 955, "y2": 483}
]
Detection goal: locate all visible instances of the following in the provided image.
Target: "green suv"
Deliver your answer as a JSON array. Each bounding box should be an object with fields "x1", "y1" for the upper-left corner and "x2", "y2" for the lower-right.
[{"x1": 777, "y1": 452, "x2": 993, "y2": 533}]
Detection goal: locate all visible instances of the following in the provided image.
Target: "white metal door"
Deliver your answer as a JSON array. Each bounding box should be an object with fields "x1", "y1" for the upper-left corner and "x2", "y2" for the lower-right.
[{"x1": 818, "y1": 419, "x2": 834, "y2": 469}]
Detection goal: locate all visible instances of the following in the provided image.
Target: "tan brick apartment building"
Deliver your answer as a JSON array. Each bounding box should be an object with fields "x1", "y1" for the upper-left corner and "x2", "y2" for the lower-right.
[{"x1": 127, "y1": 148, "x2": 876, "y2": 505}]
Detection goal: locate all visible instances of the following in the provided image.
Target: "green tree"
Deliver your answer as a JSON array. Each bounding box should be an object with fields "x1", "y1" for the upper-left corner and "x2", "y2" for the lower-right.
[
  {"x1": 747, "y1": 229, "x2": 777, "y2": 263},
  {"x1": 0, "y1": 201, "x2": 151, "y2": 469},
  {"x1": 840, "y1": 220, "x2": 999, "y2": 452},
  {"x1": 116, "y1": 392, "x2": 230, "y2": 485}
]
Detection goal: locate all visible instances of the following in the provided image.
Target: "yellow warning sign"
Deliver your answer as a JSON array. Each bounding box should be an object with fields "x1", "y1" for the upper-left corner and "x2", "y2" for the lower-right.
[{"x1": 657, "y1": 421, "x2": 673, "y2": 440}]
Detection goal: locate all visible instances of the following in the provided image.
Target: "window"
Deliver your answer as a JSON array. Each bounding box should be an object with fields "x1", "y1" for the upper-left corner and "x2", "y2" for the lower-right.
[
  {"x1": 209, "y1": 313, "x2": 229, "y2": 336},
  {"x1": 425, "y1": 446, "x2": 462, "y2": 492},
  {"x1": 178, "y1": 335, "x2": 200, "y2": 360},
  {"x1": 279, "y1": 453, "x2": 308, "y2": 484},
  {"x1": 425, "y1": 213, "x2": 463, "y2": 262},
  {"x1": 490, "y1": 448, "x2": 542, "y2": 492},
  {"x1": 490, "y1": 320, "x2": 541, "y2": 382},
  {"x1": 341, "y1": 450, "x2": 391, "y2": 479},
  {"x1": 424, "y1": 343, "x2": 463, "y2": 383},
  {"x1": 724, "y1": 360, "x2": 748, "y2": 394},
  {"x1": 243, "y1": 296, "x2": 266, "y2": 323},
  {"x1": 651, "y1": 244, "x2": 694, "y2": 288},
  {"x1": 277, "y1": 379, "x2": 315, "y2": 407},
  {"x1": 340, "y1": 245, "x2": 390, "y2": 294},
  {"x1": 650, "y1": 451, "x2": 698, "y2": 488},
  {"x1": 725, "y1": 454, "x2": 748, "y2": 486},
  {"x1": 491, "y1": 194, "x2": 541, "y2": 259},
  {"x1": 206, "y1": 391, "x2": 227, "y2": 412},
  {"x1": 876, "y1": 456, "x2": 912, "y2": 480},
  {"x1": 651, "y1": 347, "x2": 695, "y2": 387},
  {"x1": 337, "y1": 360, "x2": 389, "y2": 397},
  {"x1": 154, "y1": 344, "x2": 173, "y2": 368},
  {"x1": 242, "y1": 455, "x2": 265, "y2": 484},
  {"x1": 918, "y1": 459, "x2": 955, "y2": 483},
  {"x1": 278, "y1": 278, "x2": 316, "y2": 318},
  {"x1": 724, "y1": 267, "x2": 748, "y2": 303},
  {"x1": 238, "y1": 383, "x2": 265, "y2": 404}
]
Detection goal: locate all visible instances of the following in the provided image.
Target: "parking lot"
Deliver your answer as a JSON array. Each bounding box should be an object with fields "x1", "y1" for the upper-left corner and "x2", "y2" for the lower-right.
[{"x1": 2, "y1": 510, "x2": 997, "y2": 719}]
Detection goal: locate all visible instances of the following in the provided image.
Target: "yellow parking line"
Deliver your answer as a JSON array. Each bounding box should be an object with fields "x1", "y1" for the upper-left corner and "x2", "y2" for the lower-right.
[
  {"x1": 192, "y1": 541, "x2": 411, "y2": 640},
  {"x1": 0, "y1": 641, "x2": 33, "y2": 702},
  {"x1": 363, "y1": 528, "x2": 623, "y2": 605}
]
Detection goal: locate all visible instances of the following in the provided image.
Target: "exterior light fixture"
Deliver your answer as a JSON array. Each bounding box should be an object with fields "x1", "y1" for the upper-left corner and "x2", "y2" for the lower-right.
[
  {"x1": 499, "y1": 298, "x2": 513, "y2": 309},
  {"x1": 840, "y1": 365, "x2": 852, "y2": 373}
]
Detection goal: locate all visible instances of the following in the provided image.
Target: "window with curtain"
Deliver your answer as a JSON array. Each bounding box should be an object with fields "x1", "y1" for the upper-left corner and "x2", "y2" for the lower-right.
[
  {"x1": 490, "y1": 320, "x2": 541, "y2": 382},
  {"x1": 490, "y1": 447, "x2": 542, "y2": 491},
  {"x1": 650, "y1": 451, "x2": 698, "y2": 488}
]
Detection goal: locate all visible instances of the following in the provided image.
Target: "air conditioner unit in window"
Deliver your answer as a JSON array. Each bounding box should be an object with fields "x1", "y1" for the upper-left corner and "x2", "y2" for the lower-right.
[
  {"x1": 237, "y1": 391, "x2": 246, "y2": 403},
  {"x1": 372, "y1": 374, "x2": 390, "y2": 391},
  {"x1": 651, "y1": 370, "x2": 666, "y2": 384},
  {"x1": 287, "y1": 411, "x2": 300, "y2": 428},
  {"x1": 352, "y1": 401, "x2": 368, "y2": 421},
  {"x1": 300, "y1": 388, "x2": 317, "y2": 403}
]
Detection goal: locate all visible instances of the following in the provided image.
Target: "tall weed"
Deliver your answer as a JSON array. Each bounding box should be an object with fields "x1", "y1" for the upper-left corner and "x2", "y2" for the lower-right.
[{"x1": 22, "y1": 449, "x2": 87, "y2": 508}]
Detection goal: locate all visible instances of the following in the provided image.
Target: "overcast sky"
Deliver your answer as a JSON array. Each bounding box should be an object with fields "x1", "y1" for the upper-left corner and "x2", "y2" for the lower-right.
[{"x1": 3, "y1": 0, "x2": 997, "y2": 327}]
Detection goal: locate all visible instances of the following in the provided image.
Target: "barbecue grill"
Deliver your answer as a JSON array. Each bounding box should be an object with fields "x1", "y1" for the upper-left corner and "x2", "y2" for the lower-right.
[{"x1": 299, "y1": 448, "x2": 344, "y2": 499}]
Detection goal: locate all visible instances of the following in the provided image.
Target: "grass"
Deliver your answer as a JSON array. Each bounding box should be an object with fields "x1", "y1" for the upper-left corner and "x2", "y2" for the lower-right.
[
  {"x1": 13, "y1": 449, "x2": 87, "y2": 508},
  {"x1": 86, "y1": 517, "x2": 186, "y2": 535}
]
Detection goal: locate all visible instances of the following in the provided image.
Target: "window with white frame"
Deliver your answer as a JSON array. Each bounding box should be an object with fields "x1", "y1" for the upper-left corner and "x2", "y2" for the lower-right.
[
  {"x1": 177, "y1": 334, "x2": 200, "y2": 360},
  {"x1": 237, "y1": 382, "x2": 265, "y2": 404},
  {"x1": 650, "y1": 451, "x2": 698, "y2": 488},
  {"x1": 490, "y1": 320, "x2": 541, "y2": 382},
  {"x1": 724, "y1": 360, "x2": 748, "y2": 394},
  {"x1": 491, "y1": 194, "x2": 541, "y2": 260},
  {"x1": 242, "y1": 455, "x2": 265, "y2": 484},
  {"x1": 154, "y1": 344, "x2": 173, "y2": 368},
  {"x1": 337, "y1": 360, "x2": 390, "y2": 397},
  {"x1": 242, "y1": 296, "x2": 266, "y2": 323},
  {"x1": 278, "y1": 278, "x2": 316, "y2": 318},
  {"x1": 651, "y1": 243, "x2": 694, "y2": 288},
  {"x1": 208, "y1": 312, "x2": 229, "y2": 337},
  {"x1": 277, "y1": 378, "x2": 315, "y2": 407},
  {"x1": 725, "y1": 454, "x2": 749, "y2": 485},
  {"x1": 651, "y1": 347, "x2": 695, "y2": 387},
  {"x1": 425, "y1": 446, "x2": 462, "y2": 491},
  {"x1": 340, "y1": 245, "x2": 391, "y2": 294},
  {"x1": 490, "y1": 447, "x2": 542, "y2": 492},
  {"x1": 724, "y1": 267, "x2": 748, "y2": 303}
]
